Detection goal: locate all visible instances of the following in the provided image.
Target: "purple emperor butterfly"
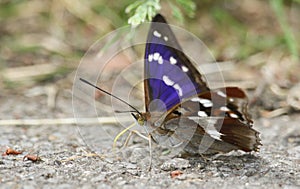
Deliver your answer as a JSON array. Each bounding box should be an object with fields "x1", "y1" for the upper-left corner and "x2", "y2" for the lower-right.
[
  {"x1": 132, "y1": 14, "x2": 261, "y2": 155},
  {"x1": 80, "y1": 14, "x2": 261, "y2": 156}
]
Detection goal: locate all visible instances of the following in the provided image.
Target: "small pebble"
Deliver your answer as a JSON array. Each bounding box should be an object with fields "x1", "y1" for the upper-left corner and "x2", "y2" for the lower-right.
[{"x1": 161, "y1": 158, "x2": 190, "y2": 171}]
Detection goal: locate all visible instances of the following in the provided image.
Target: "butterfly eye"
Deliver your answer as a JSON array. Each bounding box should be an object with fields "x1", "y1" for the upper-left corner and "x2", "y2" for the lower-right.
[
  {"x1": 132, "y1": 113, "x2": 145, "y2": 126},
  {"x1": 138, "y1": 116, "x2": 146, "y2": 126}
]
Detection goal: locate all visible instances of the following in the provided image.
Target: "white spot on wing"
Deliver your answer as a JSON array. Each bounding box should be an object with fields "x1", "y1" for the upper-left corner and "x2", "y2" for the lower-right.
[
  {"x1": 181, "y1": 65, "x2": 189, "y2": 72},
  {"x1": 205, "y1": 119, "x2": 222, "y2": 140},
  {"x1": 153, "y1": 30, "x2": 162, "y2": 38},
  {"x1": 206, "y1": 129, "x2": 222, "y2": 140},
  {"x1": 191, "y1": 98, "x2": 213, "y2": 107},
  {"x1": 200, "y1": 99, "x2": 211, "y2": 104},
  {"x1": 158, "y1": 56, "x2": 163, "y2": 64},
  {"x1": 188, "y1": 115, "x2": 222, "y2": 140},
  {"x1": 198, "y1": 111, "x2": 208, "y2": 117},
  {"x1": 203, "y1": 102, "x2": 213, "y2": 108},
  {"x1": 217, "y1": 90, "x2": 227, "y2": 98},
  {"x1": 169, "y1": 56, "x2": 177, "y2": 64},
  {"x1": 191, "y1": 97, "x2": 200, "y2": 102},
  {"x1": 148, "y1": 54, "x2": 153, "y2": 62},
  {"x1": 229, "y1": 113, "x2": 239, "y2": 118},
  {"x1": 173, "y1": 84, "x2": 183, "y2": 96},
  {"x1": 164, "y1": 36, "x2": 168, "y2": 41},
  {"x1": 163, "y1": 75, "x2": 175, "y2": 86},
  {"x1": 153, "y1": 52, "x2": 160, "y2": 61},
  {"x1": 220, "y1": 106, "x2": 230, "y2": 111},
  {"x1": 162, "y1": 75, "x2": 183, "y2": 96}
]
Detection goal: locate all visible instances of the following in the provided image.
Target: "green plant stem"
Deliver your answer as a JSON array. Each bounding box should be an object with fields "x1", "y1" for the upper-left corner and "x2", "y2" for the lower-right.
[{"x1": 271, "y1": 0, "x2": 299, "y2": 61}]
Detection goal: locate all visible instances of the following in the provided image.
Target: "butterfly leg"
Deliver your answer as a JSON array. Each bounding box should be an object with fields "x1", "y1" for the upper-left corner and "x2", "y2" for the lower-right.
[
  {"x1": 124, "y1": 131, "x2": 153, "y2": 171},
  {"x1": 122, "y1": 131, "x2": 153, "y2": 171},
  {"x1": 122, "y1": 130, "x2": 149, "y2": 148},
  {"x1": 113, "y1": 123, "x2": 136, "y2": 150},
  {"x1": 148, "y1": 134, "x2": 152, "y2": 171},
  {"x1": 122, "y1": 131, "x2": 134, "y2": 148},
  {"x1": 132, "y1": 130, "x2": 149, "y2": 141},
  {"x1": 199, "y1": 153, "x2": 210, "y2": 163}
]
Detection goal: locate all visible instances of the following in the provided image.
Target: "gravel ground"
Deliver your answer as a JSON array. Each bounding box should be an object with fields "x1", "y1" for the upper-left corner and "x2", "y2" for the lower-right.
[{"x1": 0, "y1": 90, "x2": 299, "y2": 189}]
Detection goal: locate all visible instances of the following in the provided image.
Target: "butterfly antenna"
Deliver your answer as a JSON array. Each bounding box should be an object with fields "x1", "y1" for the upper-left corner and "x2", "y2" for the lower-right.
[
  {"x1": 79, "y1": 78, "x2": 142, "y2": 117},
  {"x1": 115, "y1": 110, "x2": 138, "y2": 114}
]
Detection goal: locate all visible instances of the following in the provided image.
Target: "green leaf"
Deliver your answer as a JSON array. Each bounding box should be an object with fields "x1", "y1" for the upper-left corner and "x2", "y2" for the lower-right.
[
  {"x1": 126, "y1": 0, "x2": 161, "y2": 27},
  {"x1": 270, "y1": 0, "x2": 299, "y2": 60},
  {"x1": 125, "y1": 1, "x2": 143, "y2": 14},
  {"x1": 175, "y1": 0, "x2": 196, "y2": 17}
]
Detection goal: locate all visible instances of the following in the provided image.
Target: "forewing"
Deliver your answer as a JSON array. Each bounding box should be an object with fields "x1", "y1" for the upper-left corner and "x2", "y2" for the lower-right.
[{"x1": 144, "y1": 14, "x2": 209, "y2": 112}]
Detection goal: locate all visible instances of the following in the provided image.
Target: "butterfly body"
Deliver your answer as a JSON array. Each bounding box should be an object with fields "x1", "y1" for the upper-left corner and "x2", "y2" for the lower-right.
[{"x1": 135, "y1": 14, "x2": 261, "y2": 155}]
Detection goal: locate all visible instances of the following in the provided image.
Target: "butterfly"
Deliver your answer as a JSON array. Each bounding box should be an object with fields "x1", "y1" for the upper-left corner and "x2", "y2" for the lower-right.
[
  {"x1": 132, "y1": 14, "x2": 261, "y2": 156},
  {"x1": 80, "y1": 14, "x2": 261, "y2": 156}
]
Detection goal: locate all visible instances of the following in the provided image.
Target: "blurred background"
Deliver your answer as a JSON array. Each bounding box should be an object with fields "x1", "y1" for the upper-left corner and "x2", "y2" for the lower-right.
[
  {"x1": 0, "y1": 0, "x2": 299, "y2": 119},
  {"x1": 1, "y1": 2, "x2": 299, "y2": 187}
]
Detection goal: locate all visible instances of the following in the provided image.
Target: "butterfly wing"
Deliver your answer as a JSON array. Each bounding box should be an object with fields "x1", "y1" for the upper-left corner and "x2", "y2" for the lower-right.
[
  {"x1": 144, "y1": 14, "x2": 209, "y2": 112},
  {"x1": 153, "y1": 87, "x2": 261, "y2": 154},
  {"x1": 143, "y1": 14, "x2": 261, "y2": 155}
]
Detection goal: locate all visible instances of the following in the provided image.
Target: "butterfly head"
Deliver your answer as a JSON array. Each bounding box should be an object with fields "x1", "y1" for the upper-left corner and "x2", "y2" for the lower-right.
[{"x1": 132, "y1": 112, "x2": 150, "y2": 126}]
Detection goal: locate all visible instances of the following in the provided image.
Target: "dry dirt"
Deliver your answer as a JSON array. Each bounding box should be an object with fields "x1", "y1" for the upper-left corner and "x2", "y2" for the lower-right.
[{"x1": 0, "y1": 88, "x2": 299, "y2": 189}]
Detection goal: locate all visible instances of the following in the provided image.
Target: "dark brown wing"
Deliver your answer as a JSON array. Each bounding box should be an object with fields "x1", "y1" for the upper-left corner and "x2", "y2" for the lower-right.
[{"x1": 150, "y1": 87, "x2": 261, "y2": 155}]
